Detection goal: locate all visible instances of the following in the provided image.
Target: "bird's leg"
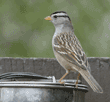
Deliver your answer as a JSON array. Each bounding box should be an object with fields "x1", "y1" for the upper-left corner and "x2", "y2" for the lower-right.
[
  {"x1": 75, "y1": 73, "x2": 80, "y2": 88},
  {"x1": 59, "y1": 70, "x2": 70, "y2": 84}
]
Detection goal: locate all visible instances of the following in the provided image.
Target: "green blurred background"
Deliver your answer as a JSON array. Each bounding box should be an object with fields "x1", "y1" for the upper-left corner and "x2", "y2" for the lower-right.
[{"x1": 0, "y1": 0, "x2": 110, "y2": 58}]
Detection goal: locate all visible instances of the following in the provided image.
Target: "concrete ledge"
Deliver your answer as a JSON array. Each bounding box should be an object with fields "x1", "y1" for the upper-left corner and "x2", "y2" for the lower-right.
[{"x1": 0, "y1": 57, "x2": 109, "y2": 102}]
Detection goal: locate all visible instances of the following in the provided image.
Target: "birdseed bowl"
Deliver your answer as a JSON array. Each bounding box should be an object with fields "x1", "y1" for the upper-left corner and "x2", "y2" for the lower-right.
[{"x1": 0, "y1": 72, "x2": 88, "y2": 102}]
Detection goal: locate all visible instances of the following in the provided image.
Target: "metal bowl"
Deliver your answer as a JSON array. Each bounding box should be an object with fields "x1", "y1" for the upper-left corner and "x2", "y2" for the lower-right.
[{"x1": 0, "y1": 72, "x2": 88, "y2": 102}]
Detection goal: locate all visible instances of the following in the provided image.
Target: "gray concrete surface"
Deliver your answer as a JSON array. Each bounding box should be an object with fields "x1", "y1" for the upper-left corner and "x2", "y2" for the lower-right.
[{"x1": 0, "y1": 57, "x2": 109, "y2": 102}]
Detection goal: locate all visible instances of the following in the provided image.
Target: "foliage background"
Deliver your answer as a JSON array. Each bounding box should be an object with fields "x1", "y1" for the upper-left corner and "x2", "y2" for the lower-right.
[{"x1": 0, "y1": 0, "x2": 110, "y2": 58}]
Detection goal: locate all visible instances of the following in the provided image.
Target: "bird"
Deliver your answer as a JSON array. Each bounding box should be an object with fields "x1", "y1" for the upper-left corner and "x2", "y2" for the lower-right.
[{"x1": 44, "y1": 11, "x2": 103, "y2": 93}]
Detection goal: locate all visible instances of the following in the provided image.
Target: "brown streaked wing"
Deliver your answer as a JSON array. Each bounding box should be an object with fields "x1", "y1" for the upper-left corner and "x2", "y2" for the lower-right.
[{"x1": 53, "y1": 32, "x2": 90, "y2": 71}]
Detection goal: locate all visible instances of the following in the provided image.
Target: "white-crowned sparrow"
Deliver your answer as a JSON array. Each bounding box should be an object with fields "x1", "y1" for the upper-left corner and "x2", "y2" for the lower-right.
[{"x1": 45, "y1": 11, "x2": 103, "y2": 93}]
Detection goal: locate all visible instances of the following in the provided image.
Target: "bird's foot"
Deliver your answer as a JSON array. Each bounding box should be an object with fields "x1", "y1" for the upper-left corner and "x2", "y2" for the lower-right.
[
  {"x1": 59, "y1": 81, "x2": 66, "y2": 86},
  {"x1": 59, "y1": 81, "x2": 65, "y2": 84},
  {"x1": 75, "y1": 81, "x2": 78, "y2": 88},
  {"x1": 75, "y1": 84, "x2": 78, "y2": 88}
]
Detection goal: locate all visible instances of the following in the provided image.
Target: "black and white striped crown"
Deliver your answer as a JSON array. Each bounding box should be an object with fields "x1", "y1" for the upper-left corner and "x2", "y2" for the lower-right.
[
  {"x1": 50, "y1": 11, "x2": 71, "y2": 21},
  {"x1": 50, "y1": 11, "x2": 67, "y2": 16}
]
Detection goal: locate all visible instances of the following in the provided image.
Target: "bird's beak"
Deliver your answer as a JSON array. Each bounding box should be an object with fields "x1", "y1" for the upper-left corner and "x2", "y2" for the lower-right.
[{"x1": 44, "y1": 16, "x2": 52, "y2": 21}]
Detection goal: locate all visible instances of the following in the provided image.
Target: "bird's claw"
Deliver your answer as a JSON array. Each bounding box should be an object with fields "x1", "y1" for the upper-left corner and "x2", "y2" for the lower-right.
[{"x1": 60, "y1": 81, "x2": 65, "y2": 84}]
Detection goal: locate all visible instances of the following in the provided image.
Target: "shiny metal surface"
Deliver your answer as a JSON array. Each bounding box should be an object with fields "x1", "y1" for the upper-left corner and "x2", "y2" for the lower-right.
[
  {"x1": 0, "y1": 72, "x2": 88, "y2": 102},
  {"x1": 0, "y1": 81, "x2": 88, "y2": 102},
  {"x1": 0, "y1": 87, "x2": 73, "y2": 102}
]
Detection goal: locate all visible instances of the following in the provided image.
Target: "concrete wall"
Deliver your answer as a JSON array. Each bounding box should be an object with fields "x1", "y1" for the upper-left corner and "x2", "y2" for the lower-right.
[{"x1": 0, "y1": 57, "x2": 109, "y2": 102}]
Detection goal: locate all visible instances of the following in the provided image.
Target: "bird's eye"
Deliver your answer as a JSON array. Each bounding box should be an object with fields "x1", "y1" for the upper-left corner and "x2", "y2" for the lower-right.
[{"x1": 54, "y1": 15, "x2": 57, "y2": 18}]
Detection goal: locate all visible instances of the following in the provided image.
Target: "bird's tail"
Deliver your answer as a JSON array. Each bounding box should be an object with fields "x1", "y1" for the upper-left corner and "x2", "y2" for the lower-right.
[{"x1": 79, "y1": 70, "x2": 103, "y2": 93}]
